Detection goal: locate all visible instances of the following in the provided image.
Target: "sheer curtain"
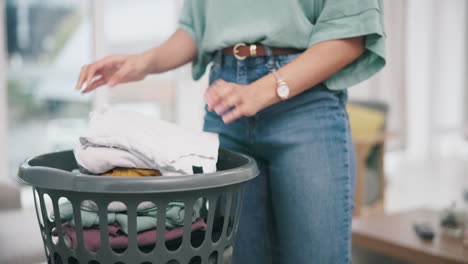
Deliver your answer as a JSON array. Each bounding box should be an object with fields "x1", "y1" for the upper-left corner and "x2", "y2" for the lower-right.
[
  {"x1": 348, "y1": 0, "x2": 407, "y2": 150},
  {"x1": 2, "y1": 1, "x2": 93, "y2": 181},
  {"x1": 92, "y1": 0, "x2": 207, "y2": 131},
  {"x1": 0, "y1": 3, "x2": 7, "y2": 179},
  {"x1": 423, "y1": 0, "x2": 467, "y2": 158},
  {"x1": 349, "y1": 0, "x2": 467, "y2": 158}
]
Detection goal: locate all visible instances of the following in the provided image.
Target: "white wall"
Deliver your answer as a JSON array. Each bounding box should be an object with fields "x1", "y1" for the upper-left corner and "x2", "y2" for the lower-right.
[
  {"x1": 350, "y1": 0, "x2": 468, "y2": 158},
  {"x1": 405, "y1": 0, "x2": 437, "y2": 159},
  {"x1": 431, "y1": 0, "x2": 467, "y2": 155},
  {"x1": 91, "y1": 0, "x2": 207, "y2": 132},
  {"x1": 406, "y1": 0, "x2": 467, "y2": 159},
  {"x1": 0, "y1": 2, "x2": 8, "y2": 180},
  {"x1": 91, "y1": 0, "x2": 110, "y2": 108},
  {"x1": 349, "y1": 0, "x2": 407, "y2": 150}
]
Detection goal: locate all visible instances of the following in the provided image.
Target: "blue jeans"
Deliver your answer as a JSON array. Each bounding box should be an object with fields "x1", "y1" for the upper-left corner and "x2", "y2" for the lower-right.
[{"x1": 203, "y1": 50, "x2": 356, "y2": 264}]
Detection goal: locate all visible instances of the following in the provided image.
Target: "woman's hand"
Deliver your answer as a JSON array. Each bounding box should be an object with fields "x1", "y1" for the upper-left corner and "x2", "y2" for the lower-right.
[
  {"x1": 204, "y1": 79, "x2": 277, "y2": 124},
  {"x1": 75, "y1": 29, "x2": 197, "y2": 94},
  {"x1": 204, "y1": 36, "x2": 366, "y2": 124},
  {"x1": 75, "y1": 53, "x2": 151, "y2": 93}
]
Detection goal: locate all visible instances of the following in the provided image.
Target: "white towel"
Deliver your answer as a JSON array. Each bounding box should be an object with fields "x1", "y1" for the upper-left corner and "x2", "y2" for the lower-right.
[{"x1": 74, "y1": 107, "x2": 219, "y2": 175}]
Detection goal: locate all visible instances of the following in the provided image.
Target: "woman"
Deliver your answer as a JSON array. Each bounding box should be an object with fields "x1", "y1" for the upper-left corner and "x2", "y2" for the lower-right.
[{"x1": 76, "y1": 0, "x2": 386, "y2": 263}]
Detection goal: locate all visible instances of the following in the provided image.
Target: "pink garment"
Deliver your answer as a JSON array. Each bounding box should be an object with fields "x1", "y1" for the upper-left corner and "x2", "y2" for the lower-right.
[{"x1": 52, "y1": 218, "x2": 206, "y2": 252}]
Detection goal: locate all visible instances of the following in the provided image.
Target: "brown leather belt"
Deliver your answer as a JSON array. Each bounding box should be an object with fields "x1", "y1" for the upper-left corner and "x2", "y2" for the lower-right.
[{"x1": 223, "y1": 43, "x2": 302, "y2": 60}]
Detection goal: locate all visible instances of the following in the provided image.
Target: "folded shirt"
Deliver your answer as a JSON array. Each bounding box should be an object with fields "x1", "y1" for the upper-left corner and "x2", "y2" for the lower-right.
[
  {"x1": 76, "y1": 148, "x2": 185, "y2": 176},
  {"x1": 52, "y1": 218, "x2": 206, "y2": 252},
  {"x1": 74, "y1": 107, "x2": 219, "y2": 175},
  {"x1": 50, "y1": 199, "x2": 203, "y2": 234},
  {"x1": 75, "y1": 147, "x2": 154, "y2": 175}
]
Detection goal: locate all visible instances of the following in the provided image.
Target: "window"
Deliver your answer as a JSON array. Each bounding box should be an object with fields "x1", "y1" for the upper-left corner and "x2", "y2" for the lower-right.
[
  {"x1": 98, "y1": 0, "x2": 180, "y2": 120},
  {"x1": 4, "y1": 0, "x2": 205, "y2": 182},
  {"x1": 6, "y1": 0, "x2": 92, "y2": 179}
]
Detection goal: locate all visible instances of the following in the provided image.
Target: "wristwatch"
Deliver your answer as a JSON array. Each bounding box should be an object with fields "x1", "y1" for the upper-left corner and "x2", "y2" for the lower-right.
[{"x1": 271, "y1": 69, "x2": 290, "y2": 100}]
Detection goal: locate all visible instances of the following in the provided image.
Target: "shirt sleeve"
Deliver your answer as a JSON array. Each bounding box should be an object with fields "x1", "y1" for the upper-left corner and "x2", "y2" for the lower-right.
[
  {"x1": 178, "y1": 0, "x2": 197, "y2": 42},
  {"x1": 309, "y1": 0, "x2": 386, "y2": 90},
  {"x1": 178, "y1": 0, "x2": 212, "y2": 80}
]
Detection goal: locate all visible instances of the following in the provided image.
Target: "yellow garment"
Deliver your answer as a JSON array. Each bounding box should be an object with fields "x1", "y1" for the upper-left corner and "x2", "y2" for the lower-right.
[
  {"x1": 101, "y1": 168, "x2": 162, "y2": 177},
  {"x1": 347, "y1": 104, "x2": 385, "y2": 140}
]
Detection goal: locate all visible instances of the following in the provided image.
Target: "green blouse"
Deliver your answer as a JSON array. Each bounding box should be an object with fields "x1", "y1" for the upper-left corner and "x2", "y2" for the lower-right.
[{"x1": 179, "y1": 0, "x2": 386, "y2": 90}]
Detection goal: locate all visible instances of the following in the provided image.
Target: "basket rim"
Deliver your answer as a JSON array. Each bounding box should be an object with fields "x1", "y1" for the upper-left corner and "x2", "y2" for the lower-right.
[{"x1": 17, "y1": 148, "x2": 259, "y2": 194}]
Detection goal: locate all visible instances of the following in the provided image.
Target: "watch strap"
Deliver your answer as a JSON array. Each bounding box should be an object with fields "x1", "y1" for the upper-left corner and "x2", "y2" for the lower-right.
[
  {"x1": 271, "y1": 68, "x2": 283, "y2": 84},
  {"x1": 270, "y1": 69, "x2": 290, "y2": 100}
]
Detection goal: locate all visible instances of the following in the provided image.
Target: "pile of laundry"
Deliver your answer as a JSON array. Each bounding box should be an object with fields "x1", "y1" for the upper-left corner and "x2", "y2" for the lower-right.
[
  {"x1": 74, "y1": 107, "x2": 219, "y2": 176},
  {"x1": 50, "y1": 199, "x2": 205, "y2": 252},
  {"x1": 50, "y1": 107, "x2": 220, "y2": 252}
]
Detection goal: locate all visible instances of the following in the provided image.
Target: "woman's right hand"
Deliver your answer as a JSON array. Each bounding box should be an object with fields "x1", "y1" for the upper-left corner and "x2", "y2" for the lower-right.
[
  {"x1": 75, "y1": 53, "x2": 150, "y2": 93},
  {"x1": 75, "y1": 29, "x2": 198, "y2": 93}
]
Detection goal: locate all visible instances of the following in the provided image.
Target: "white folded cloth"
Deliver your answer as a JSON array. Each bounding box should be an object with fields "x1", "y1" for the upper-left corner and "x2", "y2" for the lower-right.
[
  {"x1": 75, "y1": 146, "x2": 185, "y2": 176},
  {"x1": 74, "y1": 107, "x2": 219, "y2": 175},
  {"x1": 75, "y1": 146, "x2": 152, "y2": 174}
]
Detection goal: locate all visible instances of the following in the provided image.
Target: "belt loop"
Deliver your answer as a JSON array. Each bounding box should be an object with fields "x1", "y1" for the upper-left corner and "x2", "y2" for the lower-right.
[
  {"x1": 264, "y1": 45, "x2": 276, "y2": 69},
  {"x1": 213, "y1": 50, "x2": 222, "y2": 71}
]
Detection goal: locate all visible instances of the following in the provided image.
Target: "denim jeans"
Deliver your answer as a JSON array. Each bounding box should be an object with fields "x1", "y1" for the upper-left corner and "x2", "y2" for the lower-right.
[{"x1": 203, "y1": 49, "x2": 356, "y2": 264}]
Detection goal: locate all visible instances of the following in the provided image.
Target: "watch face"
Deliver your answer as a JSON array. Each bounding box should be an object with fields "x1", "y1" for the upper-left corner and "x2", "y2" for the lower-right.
[{"x1": 277, "y1": 83, "x2": 290, "y2": 99}]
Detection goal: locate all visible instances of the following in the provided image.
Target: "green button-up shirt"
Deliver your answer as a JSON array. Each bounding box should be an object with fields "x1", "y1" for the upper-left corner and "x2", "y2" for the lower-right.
[{"x1": 179, "y1": 0, "x2": 386, "y2": 90}]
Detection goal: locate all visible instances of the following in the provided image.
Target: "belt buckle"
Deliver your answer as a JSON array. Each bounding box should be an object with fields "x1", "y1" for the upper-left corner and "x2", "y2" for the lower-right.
[{"x1": 233, "y1": 43, "x2": 247, "y2": 60}]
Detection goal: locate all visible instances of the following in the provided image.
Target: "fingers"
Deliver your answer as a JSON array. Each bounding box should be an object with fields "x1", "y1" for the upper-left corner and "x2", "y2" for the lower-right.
[
  {"x1": 107, "y1": 65, "x2": 130, "y2": 87},
  {"x1": 205, "y1": 81, "x2": 220, "y2": 111},
  {"x1": 75, "y1": 65, "x2": 89, "y2": 91},
  {"x1": 222, "y1": 107, "x2": 244, "y2": 124},
  {"x1": 204, "y1": 79, "x2": 254, "y2": 123},
  {"x1": 81, "y1": 77, "x2": 107, "y2": 94},
  {"x1": 214, "y1": 93, "x2": 241, "y2": 115},
  {"x1": 205, "y1": 79, "x2": 234, "y2": 112},
  {"x1": 85, "y1": 61, "x2": 105, "y2": 90},
  {"x1": 76, "y1": 56, "x2": 121, "y2": 91}
]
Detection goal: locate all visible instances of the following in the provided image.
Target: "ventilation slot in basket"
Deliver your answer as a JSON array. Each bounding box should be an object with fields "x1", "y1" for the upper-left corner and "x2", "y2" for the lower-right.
[
  {"x1": 77, "y1": 200, "x2": 102, "y2": 253},
  {"x1": 212, "y1": 193, "x2": 227, "y2": 243},
  {"x1": 209, "y1": 251, "x2": 218, "y2": 263},
  {"x1": 68, "y1": 256, "x2": 79, "y2": 264},
  {"x1": 107, "y1": 201, "x2": 128, "y2": 254},
  {"x1": 137, "y1": 201, "x2": 157, "y2": 253},
  {"x1": 191, "y1": 197, "x2": 207, "y2": 249},
  {"x1": 165, "y1": 201, "x2": 185, "y2": 252},
  {"x1": 224, "y1": 245, "x2": 234, "y2": 263}
]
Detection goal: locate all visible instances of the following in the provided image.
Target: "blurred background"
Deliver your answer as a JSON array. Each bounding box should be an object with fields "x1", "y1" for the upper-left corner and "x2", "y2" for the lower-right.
[{"x1": 0, "y1": 0, "x2": 467, "y2": 263}]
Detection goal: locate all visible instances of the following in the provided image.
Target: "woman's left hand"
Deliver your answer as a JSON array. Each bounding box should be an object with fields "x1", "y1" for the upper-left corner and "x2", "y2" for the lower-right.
[{"x1": 204, "y1": 79, "x2": 275, "y2": 124}]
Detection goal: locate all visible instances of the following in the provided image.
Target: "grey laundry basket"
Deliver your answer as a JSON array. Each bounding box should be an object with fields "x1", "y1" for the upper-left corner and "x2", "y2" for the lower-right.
[{"x1": 17, "y1": 148, "x2": 259, "y2": 264}]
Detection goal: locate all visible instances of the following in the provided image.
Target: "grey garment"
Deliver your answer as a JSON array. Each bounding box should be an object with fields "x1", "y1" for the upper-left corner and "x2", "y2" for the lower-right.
[{"x1": 81, "y1": 200, "x2": 156, "y2": 212}]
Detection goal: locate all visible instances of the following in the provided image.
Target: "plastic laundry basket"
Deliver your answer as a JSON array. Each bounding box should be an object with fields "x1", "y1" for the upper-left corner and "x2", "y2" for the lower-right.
[{"x1": 17, "y1": 148, "x2": 259, "y2": 264}]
